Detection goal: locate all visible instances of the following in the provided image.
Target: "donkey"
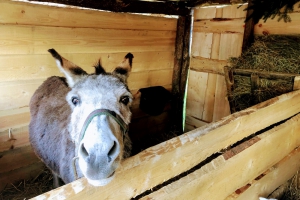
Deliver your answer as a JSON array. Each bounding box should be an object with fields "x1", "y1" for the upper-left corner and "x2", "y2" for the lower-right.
[{"x1": 29, "y1": 49, "x2": 133, "y2": 187}]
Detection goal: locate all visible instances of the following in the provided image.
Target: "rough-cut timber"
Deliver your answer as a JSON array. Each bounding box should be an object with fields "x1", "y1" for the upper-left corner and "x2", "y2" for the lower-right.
[{"x1": 31, "y1": 90, "x2": 300, "y2": 200}]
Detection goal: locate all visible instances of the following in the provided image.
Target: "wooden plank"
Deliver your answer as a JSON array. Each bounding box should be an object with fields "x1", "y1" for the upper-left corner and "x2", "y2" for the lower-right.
[
  {"x1": 193, "y1": 6, "x2": 217, "y2": 20},
  {"x1": 185, "y1": 71, "x2": 209, "y2": 119},
  {"x1": 184, "y1": 115, "x2": 208, "y2": 132},
  {"x1": 191, "y1": 32, "x2": 213, "y2": 58},
  {"x1": 202, "y1": 73, "x2": 217, "y2": 122},
  {"x1": 293, "y1": 76, "x2": 300, "y2": 90},
  {"x1": 0, "y1": 125, "x2": 29, "y2": 152},
  {"x1": 0, "y1": 25, "x2": 175, "y2": 55},
  {"x1": 213, "y1": 74, "x2": 230, "y2": 121},
  {"x1": 190, "y1": 57, "x2": 227, "y2": 75},
  {"x1": 0, "y1": 52, "x2": 174, "y2": 82},
  {"x1": 219, "y1": 33, "x2": 243, "y2": 60},
  {"x1": 0, "y1": 161, "x2": 45, "y2": 191},
  {"x1": 0, "y1": 145, "x2": 40, "y2": 174},
  {"x1": 193, "y1": 18, "x2": 245, "y2": 33},
  {"x1": 226, "y1": 147, "x2": 300, "y2": 200},
  {"x1": 222, "y1": 4, "x2": 247, "y2": 19},
  {"x1": 0, "y1": 69, "x2": 172, "y2": 111},
  {"x1": 211, "y1": 33, "x2": 221, "y2": 60},
  {"x1": 0, "y1": 1, "x2": 177, "y2": 31},
  {"x1": 142, "y1": 114, "x2": 300, "y2": 199},
  {"x1": 31, "y1": 89, "x2": 300, "y2": 200},
  {"x1": 254, "y1": 13, "x2": 300, "y2": 35}
]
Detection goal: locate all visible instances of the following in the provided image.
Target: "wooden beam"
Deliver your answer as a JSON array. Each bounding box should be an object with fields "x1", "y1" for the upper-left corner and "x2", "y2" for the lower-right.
[
  {"x1": 28, "y1": 0, "x2": 190, "y2": 15},
  {"x1": 234, "y1": 68, "x2": 297, "y2": 81},
  {"x1": 242, "y1": 0, "x2": 255, "y2": 52},
  {"x1": 142, "y1": 113, "x2": 300, "y2": 199},
  {"x1": 226, "y1": 147, "x2": 300, "y2": 200},
  {"x1": 32, "y1": 90, "x2": 300, "y2": 200}
]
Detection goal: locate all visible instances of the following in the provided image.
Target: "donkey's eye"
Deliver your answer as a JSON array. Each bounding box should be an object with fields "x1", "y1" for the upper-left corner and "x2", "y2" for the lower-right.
[
  {"x1": 120, "y1": 96, "x2": 130, "y2": 105},
  {"x1": 71, "y1": 97, "x2": 80, "y2": 106}
]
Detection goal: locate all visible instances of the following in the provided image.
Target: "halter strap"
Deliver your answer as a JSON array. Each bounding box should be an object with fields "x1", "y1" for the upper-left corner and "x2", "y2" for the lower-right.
[{"x1": 78, "y1": 109, "x2": 128, "y2": 142}]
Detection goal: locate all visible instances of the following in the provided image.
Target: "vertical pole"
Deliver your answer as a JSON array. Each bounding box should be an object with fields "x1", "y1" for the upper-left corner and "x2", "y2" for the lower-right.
[
  {"x1": 171, "y1": 12, "x2": 193, "y2": 134},
  {"x1": 242, "y1": 0, "x2": 255, "y2": 52}
]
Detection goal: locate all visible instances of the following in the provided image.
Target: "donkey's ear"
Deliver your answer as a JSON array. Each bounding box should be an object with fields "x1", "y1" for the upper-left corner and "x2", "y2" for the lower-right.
[
  {"x1": 112, "y1": 53, "x2": 134, "y2": 83},
  {"x1": 48, "y1": 49, "x2": 87, "y2": 87}
]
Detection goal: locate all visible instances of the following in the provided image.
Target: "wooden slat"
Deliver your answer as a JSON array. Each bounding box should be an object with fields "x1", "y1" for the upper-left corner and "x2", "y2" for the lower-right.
[
  {"x1": 226, "y1": 147, "x2": 300, "y2": 200},
  {"x1": 142, "y1": 114, "x2": 300, "y2": 199},
  {"x1": 213, "y1": 74, "x2": 230, "y2": 121},
  {"x1": 193, "y1": 18, "x2": 245, "y2": 33},
  {"x1": 184, "y1": 115, "x2": 208, "y2": 132},
  {"x1": 193, "y1": 6, "x2": 217, "y2": 20},
  {"x1": 211, "y1": 33, "x2": 221, "y2": 59},
  {"x1": 0, "y1": 69, "x2": 172, "y2": 110},
  {"x1": 0, "y1": 125, "x2": 29, "y2": 152},
  {"x1": 0, "y1": 145, "x2": 40, "y2": 174},
  {"x1": 0, "y1": 51, "x2": 174, "y2": 82},
  {"x1": 254, "y1": 13, "x2": 300, "y2": 35},
  {"x1": 0, "y1": 25, "x2": 175, "y2": 55},
  {"x1": 185, "y1": 71, "x2": 209, "y2": 119},
  {"x1": 31, "y1": 89, "x2": 300, "y2": 200},
  {"x1": 0, "y1": 1, "x2": 176, "y2": 31},
  {"x1": 221, "y1": 4, "x2": 247, "y2": 19},
  {"x1": 190, "y1": 57, "x2": 227, "y2": 75},
  {"x1": 202, "y1": 73, "x2": 217, "y2": 122},
  {"x1": 191, "y1": 32, "x2": 213, "y2": 58},
  {"x1": 218, "y1": 33, "x2": 243, "y2": 60}
]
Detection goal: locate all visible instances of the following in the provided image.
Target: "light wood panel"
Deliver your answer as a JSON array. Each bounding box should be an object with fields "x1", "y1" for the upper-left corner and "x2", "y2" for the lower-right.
[
  {"x1": 226, "y1": 147, "x2": 300, "y2": 200},
  {"x1": 0, "y1": 125, "x2": 29, "y2": 152},
  {"x1": 254, "y1": 13, "x2": 300, "y2": 35},
  {"x1": 0, "y1": 51, "x2": 174, "y2": 82},
  {"x1": 0, "y1": 25, "x2": 175, "y2": 55},
  {"x1": 0, "y1": 0, "x2": 176, "y2": 31},
  {"x1": 218, "y1": 33, "x2": 243, "y2": 60},
  {"x1": 185, "y1": 71, "x2": 209, "y2": 119},
  {"x1": 190, "y1": 57, "x2": 227, "y2": 75},
  {"x1": 193, "y1": 18, "x2": 245, "y2": 33},
  {"x1": 191, "y1": 32, "x2": 213, "y2": 58},
  {"x1": 202, "y1": 73, "x2": 217, "y2": 122},
  {"x1": 213, "y1": 74, "x2": 230, "y2": 121},
  {"x1": 31, "y1": 89, "x2": 300, "y2": 200},
  {"x1": 142, "y1": 113, "x2": 300, "y2": 199}
]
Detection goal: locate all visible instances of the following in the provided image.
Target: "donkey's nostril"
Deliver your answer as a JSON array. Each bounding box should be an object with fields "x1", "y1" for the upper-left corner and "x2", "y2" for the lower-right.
[
  {"x1": 80, "y1": 143, "x2": 89, "y2": 158},
  {"x1": 107, "y1": 141, "x2": 117, "y2": 162}
]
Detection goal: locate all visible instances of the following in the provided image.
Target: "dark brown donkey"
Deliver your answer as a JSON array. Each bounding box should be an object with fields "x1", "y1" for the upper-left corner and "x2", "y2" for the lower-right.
[{"x1": 29, "y1": 49, "x2": 133, "y2": 187}]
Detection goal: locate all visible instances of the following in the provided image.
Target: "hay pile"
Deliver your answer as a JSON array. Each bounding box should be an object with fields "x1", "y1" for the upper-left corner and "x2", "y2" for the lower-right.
[{"x1": 228, "y1": 35, "x2": 300, "y2": 111}]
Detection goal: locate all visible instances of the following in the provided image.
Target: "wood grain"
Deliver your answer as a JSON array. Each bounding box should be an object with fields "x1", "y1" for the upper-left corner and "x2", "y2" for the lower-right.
[
  {"x1": 0, "y1": 0, "x2": 176, "y2": 31},
  {"x1": 31, "y1": 90, "x2": 300, "y2": 200}
]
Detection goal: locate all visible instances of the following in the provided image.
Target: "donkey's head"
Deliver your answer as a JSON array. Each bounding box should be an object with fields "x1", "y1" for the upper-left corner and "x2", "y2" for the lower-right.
[{"x1": 48, "y1": 49, "x2": 133, "y2": 186}]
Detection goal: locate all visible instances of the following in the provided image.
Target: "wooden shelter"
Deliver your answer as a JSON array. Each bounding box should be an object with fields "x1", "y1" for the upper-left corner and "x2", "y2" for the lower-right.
[{"x1": 1, "y1": 0, "x2": 300, "y2": 199}]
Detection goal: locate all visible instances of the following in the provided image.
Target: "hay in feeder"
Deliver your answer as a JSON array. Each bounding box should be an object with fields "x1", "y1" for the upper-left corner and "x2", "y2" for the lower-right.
[{"x1": 228, "y1": 35, "x2": 300, "y2": 111}]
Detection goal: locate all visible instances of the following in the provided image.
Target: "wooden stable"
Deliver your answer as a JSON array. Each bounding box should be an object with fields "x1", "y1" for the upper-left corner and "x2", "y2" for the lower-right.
[{"x1": 1, "y1": 0, "x2": 300, "y2": 199}]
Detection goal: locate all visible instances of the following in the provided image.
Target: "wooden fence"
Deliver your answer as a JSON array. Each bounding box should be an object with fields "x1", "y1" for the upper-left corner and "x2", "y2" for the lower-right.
[
  {"x1": 0, "y1": 0, "x2": 176, "y2": 190},
  {"x1": 31, "y1": 89, "x2": 300, "y2": 199}
]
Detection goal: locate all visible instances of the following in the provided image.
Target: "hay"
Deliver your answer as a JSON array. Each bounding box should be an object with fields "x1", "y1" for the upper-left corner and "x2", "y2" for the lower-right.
[
  {"x1": 0, "y1": 167, "x2": 53, "y2": 200},
  {"x1": 228, "y1": 35, "x2": 300, "y2": 111}
]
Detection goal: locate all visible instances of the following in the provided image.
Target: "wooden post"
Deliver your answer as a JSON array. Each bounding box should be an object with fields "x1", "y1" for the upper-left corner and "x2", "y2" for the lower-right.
[
  {"x1": 224, "y1": 66, "x2": 235, "y2": 113},
  {"x1": 251, "y1": 73, "x2": 260, "y2": 104},
  {"x1": 171, "y1": 12, "x2": 193, "y2": 134},
  {"x1": 242, "y1": 0, "x2": 255, "y2": 53}
]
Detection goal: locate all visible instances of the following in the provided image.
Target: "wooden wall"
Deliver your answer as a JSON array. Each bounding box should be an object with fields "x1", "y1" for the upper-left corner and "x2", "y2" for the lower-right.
[
  {"x1": 0, "y1": 0, "x2": 176, "y2": 190},
  {"x1": 185, "y1": 4, "x2": 247, "y2": 131}
]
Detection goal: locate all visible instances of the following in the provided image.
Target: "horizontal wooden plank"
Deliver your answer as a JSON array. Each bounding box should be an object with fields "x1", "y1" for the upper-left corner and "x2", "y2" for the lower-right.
[
  {"x1": 193, "y1": 18, "x2": 245, "y2": 34},
  {"x1": 32, "y1": 89, "x2": 300, "y2": 200},
  {"x1": 0, "y1": 1, "x2": 177, "y2": 31},
  {"x1": 0, "y1": 145, "x2": 40, "y2": 174},
  {"x1": 190, "y1": 57, "x2": 228, "y2": 75},
  {"x1": 184, "y1": 115, "x2": 208, "y2": 132},
  {"x1": 0, "y1": 25, "x2": 175, "y2": 55},
  {"x1": 0, "y1": 51, "x2": 174, "y2": 82},
  {"x1": 254, "y1": 12, "x2": 300, "y2": 35},
  {"x1": 226, "y1": 147, "x2": 300, "y2": 200},
  {"x1": 193, "y1": 4, "x2": 247, "y2": 20},
  {"x1": 0, "y1": 161, "x2": 44, "y2": 192},
  {"x1": 0, "y1": 68, "x2": 172, "y2": 110},
  {"x1": 143, "y1": 113, "x2": 300, "y2": 199},
  {"x1": 0, "y1": 125, "x2": 29, "y2": 152}
]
